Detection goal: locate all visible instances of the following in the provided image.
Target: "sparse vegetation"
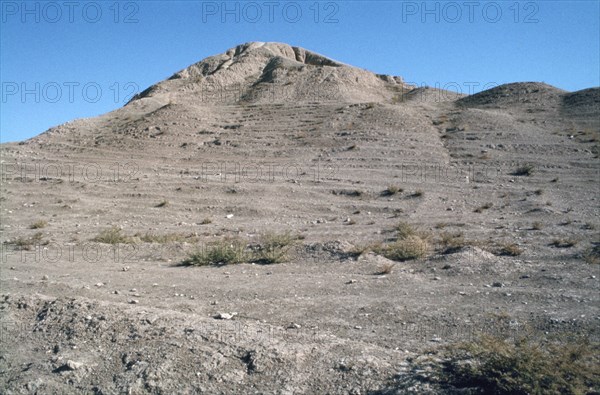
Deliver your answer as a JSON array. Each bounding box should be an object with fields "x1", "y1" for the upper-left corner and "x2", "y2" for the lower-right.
[
  {"x1": 534, "y1": 189, "x2": 544, "y2": 196},
  {"x1": 29, "y1": 220, "x2": 48, "y2": 229},
  {"x1": 474, "y1": 202, "x2": 493, "y2": 213},
  {"x1": 582, "y1": 245, "x2": 600, "y2": 264},
  {"x1": 381, "y1": 235, "x2": 429, "y2": 261},
  {"x1": 411, "y1": 189, "x2": 424, "y2": 198},
  {"x1": 6, "y1": 232, "x2": 45, "y2": 250},
  {"x1": 92, "y1": 227, "x2": 134, "y2": 244},
  {"x1": 551, "y1": 238, "x2": 578, "y2": 248},
  {"x1": 531, "y1": 221, "x2": 543, "y2": 230},
  {"x1": 395, "y1": 221, "x2": 417, "y2": 239},
  {"x1": 253, "y1": 232, "x2": 297, "y2": 264},
  {"x1": 200, "y1": 218, "x2": 212, "y2": 225},
  {"x1": 383, "y1": 185, "x2": 403, "y2": 196},
  {"x1": 496, "y1": 243, "x2": 523, "y2": 256},
  {"x1": 332, "y1": 189, "x2": 363, "y2": 197},
  {"x1": 438, "y1": 335, "x2": 600, "y2": 394},
  {"x1": 513, "y1": 164, "x2": 535, "y2": 176},
  {"x1": 582, "y1": 222, "x2": 596, "y2": 230},
  {"x1": 138, "y1": 233, "x2": 191, "y2": 243},
  {"x1": 439, "y1": 232, "x2": 468, "y2": 254},
  {"x1": 182, "y1": 238, "x2": 248, "y2": 266},
  {"x1": 181, "y1": 232, "x2": 298, "y2": 266}
]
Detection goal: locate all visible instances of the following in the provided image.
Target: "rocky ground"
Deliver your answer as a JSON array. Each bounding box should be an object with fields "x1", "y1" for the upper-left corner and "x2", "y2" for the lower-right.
[{"x1": 1, "y1": 42, "x2": 599, "y2": 394}]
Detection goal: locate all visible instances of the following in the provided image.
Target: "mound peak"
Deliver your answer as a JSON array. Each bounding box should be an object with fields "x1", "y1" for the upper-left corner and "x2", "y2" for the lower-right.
[{"x1": 129, "y1": 42, "x2": 409, "y2": 105}]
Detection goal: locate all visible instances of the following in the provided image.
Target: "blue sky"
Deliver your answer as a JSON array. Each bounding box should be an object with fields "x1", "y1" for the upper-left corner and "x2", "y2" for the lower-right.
[{"x1": 1, "y1": 0, "x2": 599, "y2": 142}]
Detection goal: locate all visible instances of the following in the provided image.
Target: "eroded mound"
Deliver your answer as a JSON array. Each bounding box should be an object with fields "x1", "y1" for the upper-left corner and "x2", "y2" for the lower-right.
[{"x1": 129, "y1": 42, "x2": 410, "y2": 105}]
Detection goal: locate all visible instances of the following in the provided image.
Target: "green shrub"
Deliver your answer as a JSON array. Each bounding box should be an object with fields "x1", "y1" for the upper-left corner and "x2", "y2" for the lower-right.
[
  {"x1": 182, "y1": 238, "x2": 248, "y2": 266},
  {"x1": 253, "y1": 232, "x2": 296, "y2": 264}
]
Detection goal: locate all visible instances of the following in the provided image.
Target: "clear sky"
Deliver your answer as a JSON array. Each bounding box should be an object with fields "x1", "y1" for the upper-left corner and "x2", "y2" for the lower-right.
[{"x1": 1, "y1": 0, "x2": 598, "y2": 142}]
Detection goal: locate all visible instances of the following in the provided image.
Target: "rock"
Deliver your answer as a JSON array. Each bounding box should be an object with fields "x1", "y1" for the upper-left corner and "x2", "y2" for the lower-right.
[
  {"x1": 65, "y1": 360, "x2": 84, "y2": 370},
  {"x1": 287, "y1": 323, "x2": 301, "y2": 329},
  {"x1": 492, "y1": 282, "x2": 504, "y2": 287},
  {"x1": 95, "y1": 282, "x2": 104, "y2": 287},
  {"x1": 215, "y1": 312, "x2": 237, "y2": 320},
  {"x1": 42, "y1": 275, "x2": 49, "y2": 280},
  {"x1": 433, "y1": 277, "x2": 441, "y2": 281},
  {"x1": 128, "y1": 299, "x2": 139, "y2": 304},
  {"x1": 122, "y1": 266, "x2": 130, "y2": 272},
  {"x1": 226, "y1": 214, "x2": 234, "y2": 219},
  {"x1": 346, "y1": 279, "x2": 357, "y2": 284}
]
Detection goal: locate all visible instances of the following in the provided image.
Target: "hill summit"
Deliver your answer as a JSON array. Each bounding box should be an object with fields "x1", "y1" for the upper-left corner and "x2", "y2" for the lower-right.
[{"x1": 130, "y1": 42, "x2": 409, "y2": 105}]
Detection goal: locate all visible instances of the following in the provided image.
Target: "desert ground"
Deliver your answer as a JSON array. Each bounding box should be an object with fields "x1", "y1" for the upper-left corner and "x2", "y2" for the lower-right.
[{"x1": 1, "y1": 42, "x2": 599, "y2": 394}]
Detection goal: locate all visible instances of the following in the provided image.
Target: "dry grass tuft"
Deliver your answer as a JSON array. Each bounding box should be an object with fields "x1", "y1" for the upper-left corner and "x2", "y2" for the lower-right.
[
  {"x1": 92, "y1": 227, "x2": 134, "y2": 244},
  {"x1": 496, "y1": 243, "x2": 523, "y2": 256},
  {"x1": 512, "y1": 164, "x2": 535, "y2": 176},
  {"x1": 182, "y1": 238, "x2": 248, "y2": 266},
  {"x1": 381, "y1": 235, "x2": 429, "y2": 261},
  {"x1": 551, "y1": 238, "x2": 578, "y2": 248},
  {"x1": 438, "y1": 335, "x2": 600, "y2": 394},
  {"x1": 6, "y1": 232, "x2": 46, "y2": 250},
  {"x1": 29, "y1": 220, "x2": 48, "y2": 229}
]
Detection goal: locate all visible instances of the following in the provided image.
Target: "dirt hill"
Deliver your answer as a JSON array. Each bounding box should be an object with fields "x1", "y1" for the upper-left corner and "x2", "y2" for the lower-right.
[{"x1": 1, "y1": 42, "x2": 599, "y2": 394}]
